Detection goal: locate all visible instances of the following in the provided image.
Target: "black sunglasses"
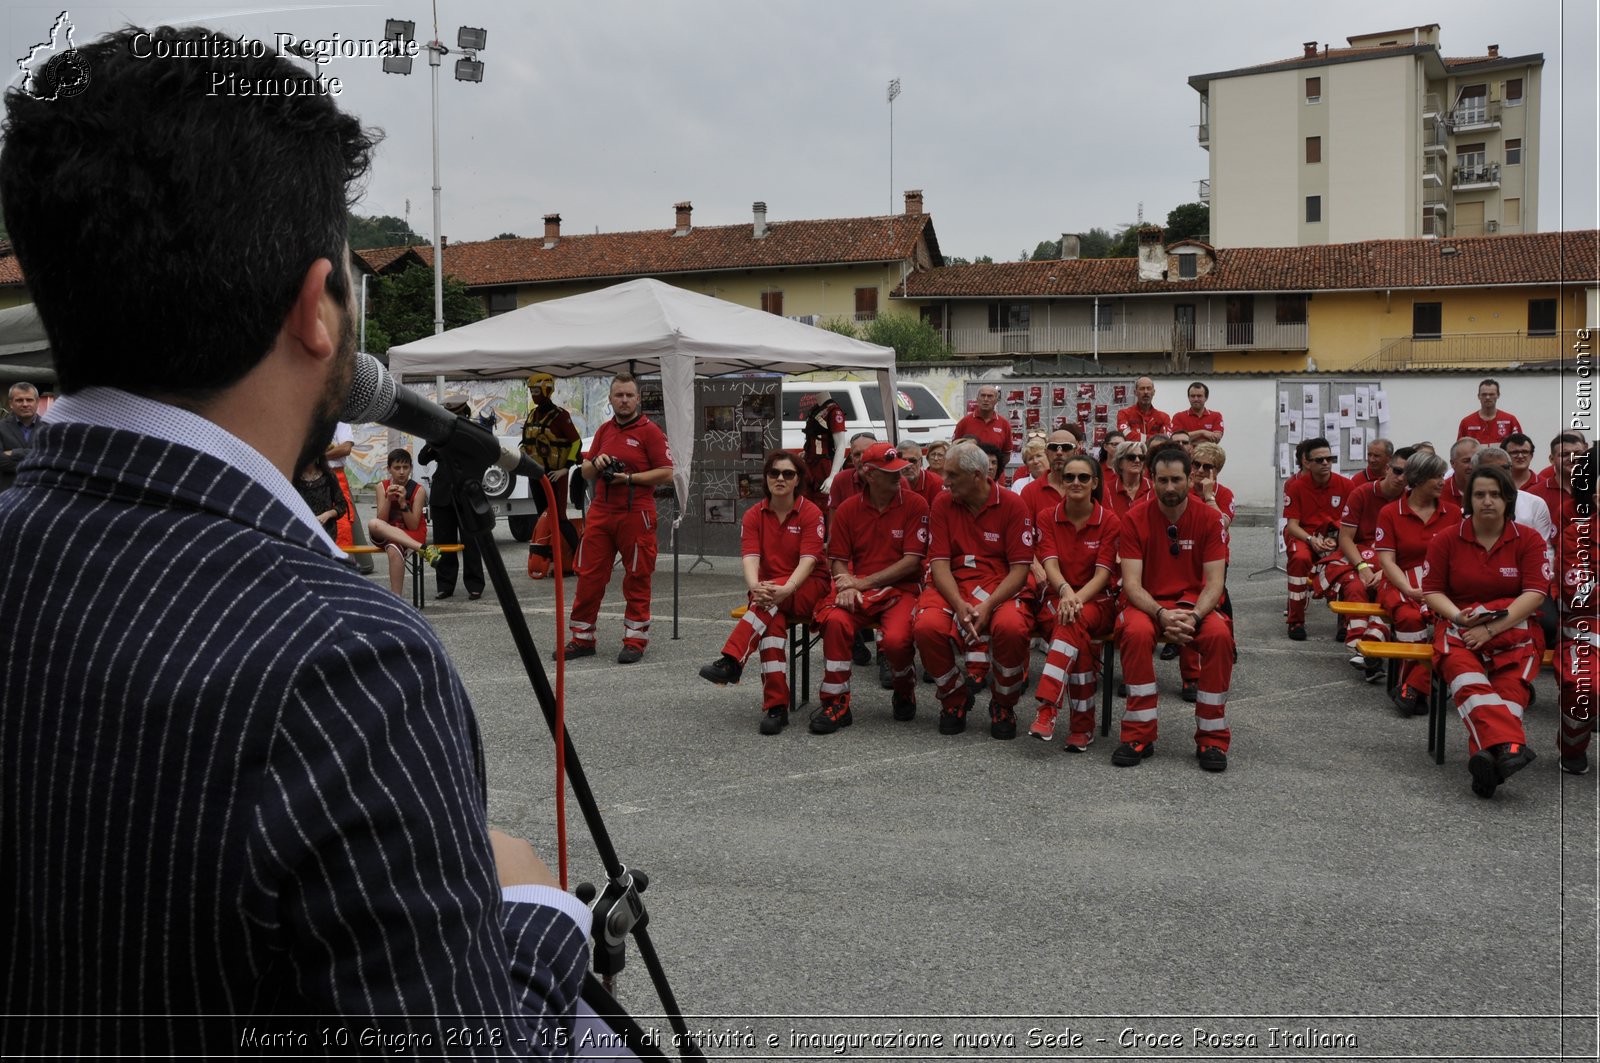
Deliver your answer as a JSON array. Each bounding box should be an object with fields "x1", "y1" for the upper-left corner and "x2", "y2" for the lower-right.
[
  {"x1": 1309, "y1": 455, "x2": 1336, "y2": 465},
  {"x1": 1390, "y1": 465, "x2": 1407, "y2": 476},
  {"x1": 1061, "y1": 472, "x2": 1095, "y2": 484},
  {"x1": 1126, "y1": 453, "x2": 1146, "y2": 463},
  {"x1": 1047, "y1": 442, "x2": 1076, "y2": 453},
  {"x1": 1165, "y1": 523, "x2": 1181, "y2": 556},
  {"x1": 1193, "y1": 461, "x2": 1216, "y2": 472},
  {"x1": 766, "y1": 468, "x2": 799, "y2": 480}
]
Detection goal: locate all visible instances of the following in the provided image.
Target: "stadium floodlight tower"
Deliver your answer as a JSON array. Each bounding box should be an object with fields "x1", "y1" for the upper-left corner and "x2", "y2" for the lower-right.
[{"x1": 380, "y1": 17, "x2": 487, "y2": 336}]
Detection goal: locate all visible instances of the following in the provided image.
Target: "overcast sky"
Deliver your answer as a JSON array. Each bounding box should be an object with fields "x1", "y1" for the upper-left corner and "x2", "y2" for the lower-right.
[{"x1": 5, "y1": 0, "x2": 1596, "y2": 260}]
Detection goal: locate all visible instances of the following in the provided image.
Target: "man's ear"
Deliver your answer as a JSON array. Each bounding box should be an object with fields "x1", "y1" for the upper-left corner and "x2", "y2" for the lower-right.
[{"x1": 284, "y1": 258, "x2": 337, "y2": 362}]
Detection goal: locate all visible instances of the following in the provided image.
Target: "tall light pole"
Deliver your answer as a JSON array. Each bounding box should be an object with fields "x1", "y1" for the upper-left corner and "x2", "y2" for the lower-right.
[
  {"x1": 382, "y1": 16, "x2": 486, "y2": 337},
  {"x1": 887, "y1": 77, "x2": 901, "y2": 217}
]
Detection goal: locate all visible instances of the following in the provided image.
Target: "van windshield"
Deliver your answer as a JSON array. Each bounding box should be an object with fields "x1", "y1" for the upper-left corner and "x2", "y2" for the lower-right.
[{"x1": 859, "y1": 384, "x2": 947, "y2": 422}]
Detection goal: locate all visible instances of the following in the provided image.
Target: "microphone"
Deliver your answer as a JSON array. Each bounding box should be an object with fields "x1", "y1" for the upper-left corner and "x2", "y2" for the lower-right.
[{"x1": 339, "y1": 352, "x2": 548, "y2": 483}]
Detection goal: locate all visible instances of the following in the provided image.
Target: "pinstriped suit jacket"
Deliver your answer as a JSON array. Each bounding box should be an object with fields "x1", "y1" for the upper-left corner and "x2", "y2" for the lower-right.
[{"x1": 0, "y1": 424, "x2": 587, "y2": 1056}]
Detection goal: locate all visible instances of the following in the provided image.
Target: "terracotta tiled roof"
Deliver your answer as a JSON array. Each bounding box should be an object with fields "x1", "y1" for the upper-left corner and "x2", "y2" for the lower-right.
[
  {"x1": 0, "y1": 251, "x2": 23, "y2": 287},
  {"x1": 354, "y1": 245, "x2": 423, "y2": 274},
  {"x1": 355, "y1": 212, "x2": 939, "y2": 288},
  {"x1": 894, "y1": 231, "x2": 1600, "y2": 299}
]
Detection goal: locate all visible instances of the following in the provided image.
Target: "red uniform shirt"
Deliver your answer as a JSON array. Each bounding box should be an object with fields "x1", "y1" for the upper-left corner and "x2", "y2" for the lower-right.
[
  {"x1": 828, "y1": 486, "x2": 930, "y2": 593},
  {"x1": 587, "y1": 416, "x2": 672, "y2": 515},
  {"x1": 1339, "y1": 480, "x2": 1404, "y2": 544},
  {"x1": 1118, "y1": 496, "x2": 1228, "y2": 603},
  {"x1": 1020, "y1": 475, "x2": 1069, "y2": 517},
  {"x1": 741, "y1": 497, "x2": 826, "y2": 585},
  {"x1": 1442, "y1": 475, "x2": 1466, "y2": 509},
  {"x1": 954, "y1": 412, "x2": 1013, "y2": 462},
  {"x1": 927, "y1": 482, "x2": 1034, "y2": 590},
  {"x1": 1375, "y1": 494, "x2": 1462, "y2": 581},
  {"x1": 1456, "y1": 410, "x2": 1523, "y2": 446},
  {"x1": 1530, "y1": 478, "x2": 1583, "y2": 526},
  {"x1": 906, "y1": 469, "x2": 944, "y2": 509},
  {"x1": 1170, "y1": 408, "x2": 1224, "y2": 439},
  {"x1": 1421, "y1": 517, "x2": 1551, "y2": 604},
  {"x1": 1349, "y1": 466, "x2": 1384, "y2": 487},
  {"x1": 1284, "y1": 472, "x2": 1354, "y2": 536},
  {"x1": 1115, "y1": 405, "x2": 1170, "y2": 442},
  {"x1": 804, "y1": 400, "x2": 848, "y2": 460},
  {"x1": 1036, "y1": 502, "x2": 1121, "y2": 596},
  {"x1": 829, "y1": 465, "x2": 861, "y2": 511},
  {"x1": 1106, "y1": 477, "x2": 1153, "y2": 523},
  {"x1": 1191, "y1": 482, "x2": 1236, "y2": 560}
]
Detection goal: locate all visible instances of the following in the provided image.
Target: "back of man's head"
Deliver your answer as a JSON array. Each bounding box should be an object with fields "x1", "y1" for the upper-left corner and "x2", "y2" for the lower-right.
[{"x1": 0, "y1": 26, "x2": 378, "y2": 397}]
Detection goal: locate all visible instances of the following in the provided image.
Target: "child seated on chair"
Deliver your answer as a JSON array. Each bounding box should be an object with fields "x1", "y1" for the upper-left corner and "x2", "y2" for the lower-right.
[{"x1": 367, "y1": 448, "x2": 429, "y2": 597}]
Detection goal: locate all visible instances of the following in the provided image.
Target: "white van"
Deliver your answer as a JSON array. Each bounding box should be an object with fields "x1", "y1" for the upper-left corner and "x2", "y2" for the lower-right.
[{"x1": 779, "y1": 380, "x2": 959, "y2": 452}]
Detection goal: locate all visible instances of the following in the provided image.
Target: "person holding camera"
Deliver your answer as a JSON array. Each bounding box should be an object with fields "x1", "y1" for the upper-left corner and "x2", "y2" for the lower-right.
[
  {"x1": 1421, "y1": 464, "x2": 1550, "y2": 799},
  {"x1": 563, "y1": 373, "x2": 674, "y2": 663}
]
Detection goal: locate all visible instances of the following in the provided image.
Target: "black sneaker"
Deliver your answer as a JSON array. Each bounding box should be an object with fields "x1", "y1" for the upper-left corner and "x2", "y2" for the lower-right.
[
  {"x1": 921, "y1": 670, "x2": 935, "y2": 684},
  {"x1": 1196, "y1": 745, "x2": 1228, "y2": 773},
  {"x1": 852, "y1": 630, "x2": 872, "y2": 666},
  {"x1": 1494, "y1": 742, "x2": 1536, "y2": 782},
  {"x1": 1116, "y1": 681, "x2": 1128, "y2": 698},
  {"x1": 891, "y1": 692, "x2": 916, "y2": 721},
  {"x1": 1111, "y1": 741, "x2": 1155, "y2": 766},
  {"x1": 877, "y1": 655, "x2": 894, "y2": 690},
  {"x1": 938, "y1": 690, "x2": 972, "y2": 735},
  {"x1": 1467, "y1": 748, "x2": 1499, "y2": 798},
  {"x1": 617, "y1": 645, "x2": 644, "y2": 664},
  {"x1": 1560, "y1": 751, "x2": 1591, "y2": 776},
  {"x1": 809, "y1": 703, "x2": 853, "y2": 735},
  {"x1": 1287, "y1": 625, "x2": 1307, "y2": 641},
  {"x1": 698, "y1": 655, "x2": 743, "y2": 686},
  {"x1": 1390, "y1": 685, "x2": 1425, "y2": 717},
  {"x1": 1159, "y1": 643, "x2": 1180, "y2": 661},
  {"x1": 989, "y1": 707, "x2": 1017, "y2": 741},
  {"x1": 559, "y1": 642, "x2": 596, "y2": 661},
  {"x1": 1181, "y1": 681, "x2": 1198, "y2": 703},
  {"x1": 758, "y1": 707, "x2": 788, "y2": 735},
  {"x1": 1363, "y1": 656, "x2": 1385, "y2": 683}
]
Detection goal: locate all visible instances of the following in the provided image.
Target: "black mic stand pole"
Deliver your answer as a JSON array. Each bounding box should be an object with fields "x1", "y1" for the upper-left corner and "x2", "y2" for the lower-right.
[{"x1": 434, "y1": 425, "x2": 703, "y2": 1063}]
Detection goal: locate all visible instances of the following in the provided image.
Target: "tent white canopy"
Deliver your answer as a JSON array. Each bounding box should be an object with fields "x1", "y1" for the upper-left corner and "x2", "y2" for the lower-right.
[{"x1": 386, "y1": 277, "x2": 899, "y2": 509}]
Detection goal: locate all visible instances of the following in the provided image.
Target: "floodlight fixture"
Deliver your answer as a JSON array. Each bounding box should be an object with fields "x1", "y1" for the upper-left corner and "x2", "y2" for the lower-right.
[
  {"x1": 385, "y1": 18, "x2": 415, "y2": 43},
  {"x1": 457, "y1": 26, "x2": 487, "y2": 51},
  {"x1": 382, "y1": 55, "x2": 413, "y2": 75},
  {"x1": 454, "y1": 57, "x2": 483, "y2": 82}
]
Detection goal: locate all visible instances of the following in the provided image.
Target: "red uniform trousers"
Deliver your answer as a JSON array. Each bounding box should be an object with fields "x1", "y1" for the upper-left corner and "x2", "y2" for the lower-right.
[
  {"x1": 1434, "y1": 621, "x2": 1539, "y2": 756},
  {"x1": 1284, "y1": 540, "x2": 1317, "y2": 625},
  {"x1": 1318, "y1": 550, "x2": 1389, "y2": 648},
  {"x1": 1557, "y1": 618, "x2": 1597, "y2": 761},
  {"x1": 1378, "y1": 581, "x2": 1433, "y2": 696},
  {"x1": 719, "y1": 582, "x2": 826, "y2": 713},
  {"x1": 332, "y1": 467, "x2": 357, "y2": 548},
  {"x1": 803, "y1": 457, "x2": 832, "y2": 510},
  {"x1": 913, "y1": 584, "x2": 1033, "y2": 714},
  {"x1": 570, "y1": 508, "x2": 659, "y2": 652},
  {"x1": 1034, "y1": 599, "x2": 1115, "y2": 737},
  {"x1": 815, "y1": 587, "x2": 918, "y2": 711},
  {"x1": 1118, "y1": 605, "x2": 1234, "y2": 752}
]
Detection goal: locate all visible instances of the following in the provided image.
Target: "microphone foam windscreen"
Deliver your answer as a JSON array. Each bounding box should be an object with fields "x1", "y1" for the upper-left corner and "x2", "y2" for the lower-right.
[{"x1": 339, "y1": 352, "x2": 397, "y2": 423}]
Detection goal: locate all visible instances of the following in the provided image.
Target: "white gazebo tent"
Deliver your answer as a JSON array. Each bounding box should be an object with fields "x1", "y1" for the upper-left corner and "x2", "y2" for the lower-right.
[
  {"x1": 387, "y1": 277, "x2": 900, "y2": 509},
  {"x1": 387, "y1": 278, "x2": 900, "y2": 635}
]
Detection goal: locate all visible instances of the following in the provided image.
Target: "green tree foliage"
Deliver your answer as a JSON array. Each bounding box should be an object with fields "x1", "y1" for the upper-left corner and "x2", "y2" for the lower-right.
[
  {"x1": 494, "y1": 232, "x2": 522, "y2": 240},
  {"x1": 362, "y1": 263, "x2": 484, "y2": 354},
  {"x1": 819, "y1": 316, "x2": 860, "y2": 337},
  {"x1": 1076, "y1": 228, "x2": 1116, "y2": 258},
  {"x1": 1164, "y1": 202, "x2": 1210, "y2": 243},
  {"x1": 347, "y1": 211, "x2": 424, "y2": 249},
  {"x1": 1030, "y1": 239, "x2": 1062, "y2": 261},
  {"x1": 942, "y1": 254, "x2": 994, "y2": 266},
  {"x1": 859, "y1": 315, "x2": 955, "y2": 364}
]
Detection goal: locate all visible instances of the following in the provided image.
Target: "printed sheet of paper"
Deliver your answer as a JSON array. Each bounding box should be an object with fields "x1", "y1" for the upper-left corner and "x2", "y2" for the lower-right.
[
  {"x1": 1348, "y1": 426, "x2": 1366, "y2": 462},
  {"x1": 1279, "y1": 445, "x2": 1293, "y2": 480},
  {"x1": 1373, "y1": 389, "x2": 1389, "y2": 424},
  {"x1": 1278, "y1": 390, "x2": 1291, "y2": 426},
  {"x1": 1286, "y1": 416, "x2": 1302, "y2": 445},
  {"x1": 1302, "y1": 385, "x2": 1320, "y2": 420},
  {"x1": 1355, "y1": 387, "x2": 1371, "y2": 421},
  {"x1": 1322, "y1": 413, "x2": 1340, "y2": 441},
  {"x1": 1338, "y1": 395, "x2": 1356, "y2": 429}
]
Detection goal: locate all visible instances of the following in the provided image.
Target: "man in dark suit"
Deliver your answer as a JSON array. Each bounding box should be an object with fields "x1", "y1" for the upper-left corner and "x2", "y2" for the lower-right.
[
  {"x1": 0, "y1": 26, "x2": 588, "y2": 1056},
  {"x1": 0, "y1": 380, "x2": 42, "y2": 492},
  {"x1": 422, "y1": 396, "x2": 490, "y2": 600}
]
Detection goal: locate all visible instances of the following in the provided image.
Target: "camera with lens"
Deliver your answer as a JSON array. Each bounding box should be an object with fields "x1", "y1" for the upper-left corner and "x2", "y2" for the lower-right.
[{"x1": 596, "y1": 455, "x2": 627, "y2": 483}]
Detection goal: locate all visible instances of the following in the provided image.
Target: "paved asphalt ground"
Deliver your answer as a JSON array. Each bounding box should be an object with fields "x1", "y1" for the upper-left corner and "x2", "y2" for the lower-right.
[{"x1": 391, "y1": 522, "x2": 1595, "y2": 1062}]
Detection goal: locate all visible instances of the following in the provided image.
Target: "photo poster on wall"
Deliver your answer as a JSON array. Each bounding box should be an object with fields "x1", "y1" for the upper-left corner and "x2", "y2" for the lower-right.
[
  {"x1": 1269, "y1": 377, "x2": 1384, "y2": 554},
  {"x1": 687, "y1": 375, "x2": 781, "y2": 558},
  {"x1": 963, "y1": 377, "x2": 1138, "y2": 479}
]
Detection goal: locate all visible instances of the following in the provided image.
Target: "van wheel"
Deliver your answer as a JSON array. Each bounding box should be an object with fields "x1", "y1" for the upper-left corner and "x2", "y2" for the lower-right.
[{"x1": 508, "y1": 515, "x2": 534, "y2": 542}]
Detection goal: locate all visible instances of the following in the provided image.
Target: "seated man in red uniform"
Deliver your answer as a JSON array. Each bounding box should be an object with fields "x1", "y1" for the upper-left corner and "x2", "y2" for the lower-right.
[
  {"x1": 1282, "y1": 436, "x2": 1354, "y2": 641},
  {"x1": 1334, "y1": 445, "x2": 1414, "y2": 671},
  {"x1": 811, "y1": 442, "x2": 930, "y2": 734},
  {"x1": 895, "y1": 438, "x2": 944, "y2": 507},
  {"x1": 1349, "y1": 437, "x2": 1394, "y2": 487},
  {"x1": 1113, "y1": 446, "x2": 1233, "y2": 771},
  {"x1": 912, "y1": 440, "x2": 1035, "y2": 738},
  {"x1": 827, "y1": 432, "x2": 878, "y2": 512},
  {"x1": 1169, "y1": 381, "x2": 1223, "y2": 444},
  {"x1": 1116, "y1": 376, "x2": 1170, "y2": 442},
  {"x1": 1531, "y1": 432, "x2": 1587, "y2": 526},
  {"x1": 1456, "y1": 377, "x2": 1522, "y2": 446},
  {"x1": 562, "y1": 373, "x2": 674, "y2": 663},
  {"x1": 954, "y1": 384, "x2": 1013, "y2": 467}
]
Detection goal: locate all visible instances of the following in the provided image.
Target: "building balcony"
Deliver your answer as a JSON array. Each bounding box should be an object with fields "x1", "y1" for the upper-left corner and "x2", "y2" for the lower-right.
[
  {"x1": 1450, "y1": 100, "x2": 1502, "y2": 132},
  {"x1": 1197, "y1": 123, "x2": 1209, "y2": 147},
  {"x1": 1353, "y1": 330, "x2": 1582, "y2": 371},
  {"x1": 1197, "y1": 178, "x2": 1211, "y2": 203},
  {"x1": 1453, "y1": 163, "x2": 1501, "y2": 190},
  {"x1": 1422, "y1": 92, "x2": 1442, "y2": 118},
  {"x1": 1423, "y1": 117, "x2": 1449, "y2": 155},
  {"x1": 941, "y1": 320, "x2": 1309, "y2": 357},
  {"x1": 1422, "y1": 157, "x2": 1445, "y2": 187}
]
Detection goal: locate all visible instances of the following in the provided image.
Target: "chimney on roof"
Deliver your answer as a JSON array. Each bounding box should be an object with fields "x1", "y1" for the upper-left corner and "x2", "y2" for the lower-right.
[
  {"x1": 1303, "y1": 41, "x2": 1317, "y2": 58},
  {"x1": 1060, "y1": 234, "x2": 1080, "y2": 260},
  {"x1": 903, "y1": 189, "x2": 924, "y2": 216},
  {"x1": 1488, "y1": 44, "x2": 1499, "y2": 57},
  {"x1": 753, "y1": 201, "x2": 768, "y2": 239},
  {"x1": 542, "y1": 213, "x2": 561, "y2": 249},
  {"x1": 440, "y1": 235, "x2": 448, "y2": 249},
  {"x1": 1136, "y1": 226, "x2": 1166, "y2": 282},
  {"x1": 673, "y1": 201, "x2": 692, "y2": 236}
]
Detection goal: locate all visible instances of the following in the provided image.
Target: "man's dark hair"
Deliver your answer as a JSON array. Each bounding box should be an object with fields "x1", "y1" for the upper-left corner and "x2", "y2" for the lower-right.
[
  {"x1": 0, "y1": 26, "x2": 378, "y2": 397},
  {"x1": 1554, "y1": 432, "x2": 1586, "y2": 450},
  {"x1": 1478, "y1": 377, "x2": 1500, "y2": 392},
  {"x1": 1148, "y1": 443, "x2": 1190, "y2": 476},
  {"x1": 1187, "y1": 381, "x2": 1209, "y2": 398},
  {"x1": 1505, "y1": 432, "x2": 1534, "y2": 451},
  {"x1": 1394, "y1": 445, "x2": 1418, "y2": 462},
  {"x1": 1302, "y1": 436, "x2": 1332, "y2": 456}
]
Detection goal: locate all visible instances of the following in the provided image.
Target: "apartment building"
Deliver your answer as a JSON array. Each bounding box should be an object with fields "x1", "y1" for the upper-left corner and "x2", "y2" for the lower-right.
[{"x1": 1190, "y1": 25, "x2": 1541, "y2": 247}]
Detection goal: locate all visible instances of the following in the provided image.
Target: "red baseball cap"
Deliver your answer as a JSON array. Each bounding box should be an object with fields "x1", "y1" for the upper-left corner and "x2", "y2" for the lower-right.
[{"x1": 861, "y1": 442, "x2": 910, "y2": 473}]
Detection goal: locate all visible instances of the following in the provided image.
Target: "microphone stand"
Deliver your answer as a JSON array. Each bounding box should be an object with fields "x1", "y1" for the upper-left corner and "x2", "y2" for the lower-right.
[{"x1": 433, "y1": 423, "x2": 703, "y2": 1062}]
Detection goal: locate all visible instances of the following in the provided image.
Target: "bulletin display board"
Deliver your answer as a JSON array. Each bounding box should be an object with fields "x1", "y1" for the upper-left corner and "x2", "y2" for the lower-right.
[
  {"x1": 962, "y1": 378, "x2": 1139, "y2": 485},
  {"x1": 677, "y1": 375, "x2": 782, "y2": 561},
  {"x1": 1269, "y1": 376, "x2": 1389, "y2": 556}
]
